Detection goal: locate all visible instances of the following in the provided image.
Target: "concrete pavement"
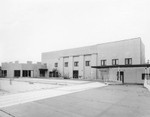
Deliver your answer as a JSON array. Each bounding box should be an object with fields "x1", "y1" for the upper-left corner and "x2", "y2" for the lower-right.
[
  {"x1": 0, "y1": 80, "x2": 106, "y2": 108},
  {"x1": 1, "y1": 84, "x2": 150, "y2": 117}
]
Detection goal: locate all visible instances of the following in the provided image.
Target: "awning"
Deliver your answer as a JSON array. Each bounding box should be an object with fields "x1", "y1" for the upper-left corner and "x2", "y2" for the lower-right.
[
  {"x1": 91, "y1": 64, "x2": 150, "y2": 69},
  {"x1": 39, "y1": 69, "x2": 48, "y2": 71}
]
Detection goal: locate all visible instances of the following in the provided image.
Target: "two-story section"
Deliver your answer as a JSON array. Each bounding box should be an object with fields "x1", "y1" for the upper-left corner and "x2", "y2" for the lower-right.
[
  {"x1": 42, "y1": 37, "x2": 145, "y2": 83},
  {"x1": 96, "y1": 37, "x2": 145, "y2": 83},
  {"x1": 42, "y1": 44, "x2": 98, "y2": 79}
]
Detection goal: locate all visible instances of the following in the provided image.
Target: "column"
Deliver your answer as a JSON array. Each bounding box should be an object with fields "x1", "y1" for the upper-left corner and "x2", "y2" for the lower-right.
[
  {"x1": 79, "y1": 55, "x2": 84, "y2": 79},
  {"x1": 91, "y1": 53, "x2": 97, "y2": 79},
  {"x1": 59, "y1": 57, "x2": 64, "y2": 77},
  {"x1": 69, "y1": 56, "x2": 73, "y2": 78}
]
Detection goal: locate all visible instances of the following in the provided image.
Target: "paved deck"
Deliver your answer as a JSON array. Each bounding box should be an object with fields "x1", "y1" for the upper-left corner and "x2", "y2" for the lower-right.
[{"x1": 0, "y1": 84, "x2": 150, "y2": 117}]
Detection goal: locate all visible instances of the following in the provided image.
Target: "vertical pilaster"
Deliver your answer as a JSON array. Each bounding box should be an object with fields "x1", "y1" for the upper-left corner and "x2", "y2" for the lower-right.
[
  {"x1": 79, "y1": 55, "x2": 84, "y2": 79},
  {"x1": 59, "y1": 57, "x2": 64, "y2": 77},
  {"x1": 91, "y1": 53, "x2": 97, "y2": 79},
  {"x1": 69, "y1": 56, "x2": 73, "y2": 78},
  {"x1": 20, "y1": 70, "x2": 22, "y2": 77}
]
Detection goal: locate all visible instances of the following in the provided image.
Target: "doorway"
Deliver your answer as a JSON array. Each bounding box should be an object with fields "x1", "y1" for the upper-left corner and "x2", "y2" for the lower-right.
[
  {"x1": 73, "y1": 70, "x2": 78, "y2": 78},
  {"x1": 117, "y1": 71, "x2": 124, "y2": 84},
  {"x1": 22, "y1": 70, "x2": 31, "y2": 77},
  {"x1": 14, "y1": 70, "x2": 20, "y2": 77}
]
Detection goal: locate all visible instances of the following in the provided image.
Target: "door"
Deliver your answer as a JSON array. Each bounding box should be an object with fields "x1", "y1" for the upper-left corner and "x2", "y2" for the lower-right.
[
  {"x1": 73, "y1": 70, "x2": 78, "y2": 78},
  {"x1": 117, "y1": 71, "x2": 124, "y2": 84}
]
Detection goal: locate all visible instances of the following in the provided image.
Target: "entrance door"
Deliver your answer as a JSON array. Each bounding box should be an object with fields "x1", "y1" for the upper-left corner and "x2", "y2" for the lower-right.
[
  {"x1": 73, "y1": 70, "x2": 78, "y2": 78},
  {"x1": 117, "y1": 71, "x2": 124, "y2": 84}
]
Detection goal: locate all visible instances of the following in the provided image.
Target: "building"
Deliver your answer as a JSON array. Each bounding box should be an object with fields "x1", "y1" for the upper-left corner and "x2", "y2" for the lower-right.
[
  {"x1": 1, "y1": 61, "x2": 48, "y2": 78},
  {"x1": 42, "y1": 37, "x2": 147, "y2": 84}
]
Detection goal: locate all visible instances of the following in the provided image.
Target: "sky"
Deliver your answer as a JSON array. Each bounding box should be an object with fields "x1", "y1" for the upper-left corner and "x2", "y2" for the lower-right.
[{"x1": 0, "y1": 0, "x2": 150, "y2": 64}]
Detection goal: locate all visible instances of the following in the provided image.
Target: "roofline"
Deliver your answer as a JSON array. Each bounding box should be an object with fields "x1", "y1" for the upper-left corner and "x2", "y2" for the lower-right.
[
  {"x1": 42, "y1": 37, "x2": 142, "y2": 54},
  {"x1": 95, "y1": 37, "x2": 141, "y2": 46}
]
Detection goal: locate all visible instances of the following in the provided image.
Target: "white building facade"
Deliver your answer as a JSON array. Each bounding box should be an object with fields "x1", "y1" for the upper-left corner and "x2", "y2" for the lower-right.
[
  {"x1": 1, "y1": 61, "x2": 48, "y2": 78},
  {"x1": 42, "y1": 38, "x2": 146, "y2": 84}
]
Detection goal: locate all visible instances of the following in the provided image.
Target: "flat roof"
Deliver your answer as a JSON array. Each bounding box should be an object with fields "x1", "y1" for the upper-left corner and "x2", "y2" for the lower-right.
[{"x1": 91, "y1": 64, "x2": 150, "y2": 69}]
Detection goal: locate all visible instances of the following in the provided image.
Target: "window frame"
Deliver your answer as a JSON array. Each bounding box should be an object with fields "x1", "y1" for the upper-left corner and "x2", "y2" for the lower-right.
[
  {"x1": 74, "y1": 61, "x2": 79, "y2": 67},
  {"x1": 55, "y1": 63, "x2": 58, "y2": 67},
  {"x1": 85, "y1": 61, "x2": 90, "y2": 66},
  {"x1": 101, "y1": 60, "x2": 107, "y2": 66},
  {"x1": 112, "y1": 59, "x2": 119, "y2": 65},
  {"x1": 64, "y1": 62, "x2": 68, "y2": 67},
  {"x1": 125, "y1": 58, "x2": 132, "y2": 65}
]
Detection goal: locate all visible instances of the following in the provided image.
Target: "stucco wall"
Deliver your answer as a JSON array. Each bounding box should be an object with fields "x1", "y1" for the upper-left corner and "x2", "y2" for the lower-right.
[
  {"x1": 97, "y1": 38, "x2": 142, "y2": 65},
  {"x1": 41, "y1": 38, "x2": 145, "y2": 81},
  {"x1": 1, "y1": 62, "x2": 47, "y2": 78}
]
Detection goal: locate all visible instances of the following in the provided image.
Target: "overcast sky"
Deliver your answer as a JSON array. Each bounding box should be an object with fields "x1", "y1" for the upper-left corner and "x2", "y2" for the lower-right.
[{"x1": 0, "y1": 0, "x2": 150, "y2": 64}]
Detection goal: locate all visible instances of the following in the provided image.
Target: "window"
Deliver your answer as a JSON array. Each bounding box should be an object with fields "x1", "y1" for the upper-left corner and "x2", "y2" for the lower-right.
[
  {"x1": 142, "y1": 74, "x2": 150, "y2": 80},
  {"x1": 74, "y1": 61, "x2": 79, "y2": 67},
  {"x1": 55, "y1": 63, "x2": 58, "y2": 67},
  {"x1": 2, "y1": 70, "x2": 7, "y2": 77},
  {"x1": 65, "y1": 62, "x2": 68, "y2": 67},
  {"x1": 14, "y1": 70, "x2": 20, "y2": 77},
  {"x1": 22, "y1": 70, "x2": 31, "y2": 77},
  {"x1": 101, "y1": 60, "x2": 107, "y2": 66},
  {"x1": 112, "y1": 59, "x2": 119, "y2": 65},
  {"x1": 85, "y1": 61, "x2": 90, "y2": 66},
  {"x1": 125, "y1": 58, "x2": 132, "y2": 65}
]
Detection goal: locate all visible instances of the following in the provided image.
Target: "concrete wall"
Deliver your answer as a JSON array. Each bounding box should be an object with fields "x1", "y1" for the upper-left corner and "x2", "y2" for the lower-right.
[
  {"x1": 84, "y1": 55, "x2": 91, "y2": 79},
  {"x1": 108, "y1": 67, "x2": 145, "y2": 84},
  {"x1": 140, "y1": 40, "x2": 145, "y2": 64},
  {"x1": 2, "y1": 61, "x2": 22, "y2": 78},
  {"x1": 41, "y1": 38, "x2": 145, "y2": 82},
  {"x1": 97, "y1": 38, "x2": 142, "y2": 65},
  {"x1": 63, "y1": 57, "x2": 69, "y2": 78},
  {"x1": 1, "y1": 62, "x2": 47, "y2": 78}
]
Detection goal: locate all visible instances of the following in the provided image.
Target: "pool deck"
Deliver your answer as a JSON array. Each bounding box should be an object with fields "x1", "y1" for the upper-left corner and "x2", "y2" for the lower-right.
[{"x1": 0, "y1": 79, "x2": 150, "y2": 117}]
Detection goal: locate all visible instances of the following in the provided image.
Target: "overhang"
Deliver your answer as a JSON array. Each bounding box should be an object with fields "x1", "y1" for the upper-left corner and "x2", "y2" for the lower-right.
[
  {"x1": 39, "y1": 69, "x2": 48, "y2": 71},
  {"x1": 91, "y1": 64, "x2": 150, "y2": 69}
]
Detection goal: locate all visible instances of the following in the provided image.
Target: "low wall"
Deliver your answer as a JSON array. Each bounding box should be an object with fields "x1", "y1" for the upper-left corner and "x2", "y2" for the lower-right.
[{"x1": 144, "y1": 78, "x2": 150, "y2": 91}]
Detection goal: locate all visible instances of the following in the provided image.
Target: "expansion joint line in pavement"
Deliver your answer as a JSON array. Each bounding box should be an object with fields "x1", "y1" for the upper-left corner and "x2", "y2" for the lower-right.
[{"x1": 0, "y1": 109, "x2": 15, "y2": 117}]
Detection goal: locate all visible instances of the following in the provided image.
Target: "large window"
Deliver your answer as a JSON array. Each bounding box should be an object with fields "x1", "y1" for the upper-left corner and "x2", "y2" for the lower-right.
[
  {"x1": 74, "y1": 61, "x2": 79, "y2": 67},
  {"x1": 65, "y1": 62, "x2": 68, "y2": 67},
  {"x1": 112, "y1": 59, "x2": 119, "y2": 65},
  {"x1": 125, "y1": 58, "x2": 132, "y2": 65},
  {"x1": 22, "y1": 70, "x2": 31, "y2": 77},
  {"x1": 101, "y1": 60, "x2": 107, "y2": 66},
  {"x1": 55, "y1": 63, "x2": 58, "y2": 67},
  {"x1": 14, "y1": 70, "x2": 20, "y2": 77},
  {"x1": 85, "y1": 61, "x2": 90, "y2": 66}
]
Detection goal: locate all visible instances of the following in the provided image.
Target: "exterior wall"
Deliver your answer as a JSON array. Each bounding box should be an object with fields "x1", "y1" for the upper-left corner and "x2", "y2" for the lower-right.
[
  {"x1": 140, "y1": 40, "x2": 145, "y2": 64},
  {"x1": 63, "y1": 57, "x2": 69, "y2": 78},
  {"x1": 84, "y1": 55, "x2": 91, "y2": 79},
  {"x1": 2, "y1": 61, "x2": 22, "y2": 78},
  {"x1": 69, "y1": 56, "x2": 73, "y2": 78},
  {"x1": 124, "y1": 68, "x2": 145, "y2": 84},
  {"x1": 91, "y1": 54, "x2": 98, "y2": 79},
  {"x1": 41, "y1": 38, "x2": 145, "y2": 83},
  {"x1": 97, "y1": 38, "x2": 142, "y2": 65},
  {"x1": 1, "y1": 61, "x2": 47, "y2": 78},
  {"x1": 79, "y1": 55, "x2": 84, "y2": 78},
  {"x1": 108, "y1": 67, "x2": 145, "y2": 84}
]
